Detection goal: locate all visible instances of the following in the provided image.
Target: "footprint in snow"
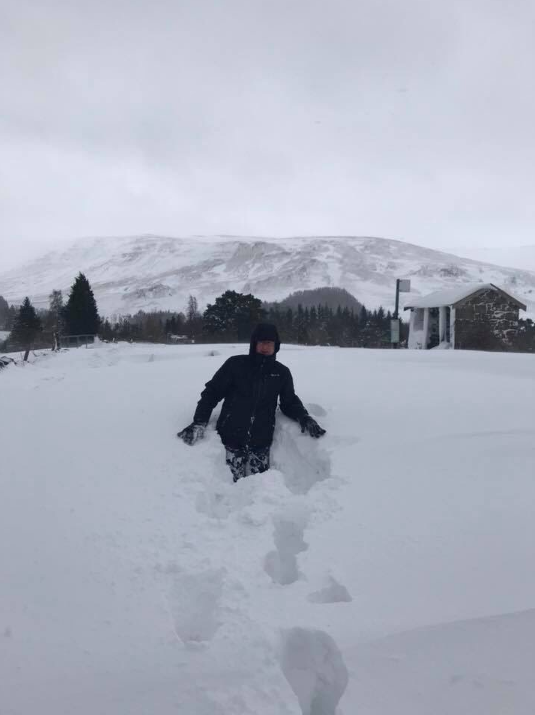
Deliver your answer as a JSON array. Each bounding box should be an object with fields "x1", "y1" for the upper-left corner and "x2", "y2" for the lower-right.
[
  {"x1": 164, "y1": 567, "x2": 225, "y2": 644},
  {"x1": 280, "y1": 627, "x2": 349, "y2": 715},
  {"x1": 264, "y1": 506, "x2": 309, "y2": 586}
]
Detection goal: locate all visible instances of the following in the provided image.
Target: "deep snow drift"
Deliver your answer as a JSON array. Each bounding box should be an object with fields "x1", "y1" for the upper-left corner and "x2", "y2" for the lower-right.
[{"x1": 1, "y1": 342, "x2": 534, "y2": 714}]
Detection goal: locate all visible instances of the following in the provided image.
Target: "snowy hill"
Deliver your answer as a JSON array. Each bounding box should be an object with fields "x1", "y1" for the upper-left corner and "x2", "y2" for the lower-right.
[
  {"x1": 1, "y1": 234, "x2": 535, "y2": 317},
  {"x1": 1, "y1": 342, "x2": 535, "y2": 714},
  {"x1": 445, "y1": 245, "x2": 535, "y2": 272}
]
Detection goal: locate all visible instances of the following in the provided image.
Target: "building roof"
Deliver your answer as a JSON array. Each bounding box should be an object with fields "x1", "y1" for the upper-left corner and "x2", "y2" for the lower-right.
[{"x1": 404, "y1": 283, "x2": 527, "y2": 311}]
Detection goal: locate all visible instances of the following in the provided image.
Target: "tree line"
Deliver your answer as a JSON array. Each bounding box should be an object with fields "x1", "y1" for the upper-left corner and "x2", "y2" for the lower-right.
[
  {"x1": 0, "y1": 273, "x2": 99, "y2": 360},
  {"x1": 3, "y1": 277, "x2": 535, "y2": 355},
  {"x1": 101, "y1": 289, "x2": 402, "y2": 348}
]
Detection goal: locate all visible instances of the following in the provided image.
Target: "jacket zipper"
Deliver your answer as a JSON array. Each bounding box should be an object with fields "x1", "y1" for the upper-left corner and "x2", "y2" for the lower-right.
[{"x1": 245, "y1": 360, "x2": 265, "y2": 446}]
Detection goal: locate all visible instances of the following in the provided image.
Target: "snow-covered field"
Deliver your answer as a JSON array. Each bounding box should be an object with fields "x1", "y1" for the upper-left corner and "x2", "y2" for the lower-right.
[{"x1": 1, "y1": 342, "x2": 534, "y2": 714}]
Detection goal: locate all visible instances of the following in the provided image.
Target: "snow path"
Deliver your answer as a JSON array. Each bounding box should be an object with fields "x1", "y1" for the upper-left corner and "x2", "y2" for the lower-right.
[{"x1": 1, "y1": 343, "x2": 535, "y2": 713}]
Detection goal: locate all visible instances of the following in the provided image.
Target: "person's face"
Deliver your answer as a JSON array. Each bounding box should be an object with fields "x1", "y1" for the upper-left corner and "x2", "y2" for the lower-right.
[{"x1": 256, "y1": 340, "x2": 275, "y2": 356}]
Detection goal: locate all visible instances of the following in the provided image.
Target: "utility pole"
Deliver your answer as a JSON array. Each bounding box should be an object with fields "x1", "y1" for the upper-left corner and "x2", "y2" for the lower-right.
[{"x1": 394, "y1": 279, "x2": 401, "y2": 320}]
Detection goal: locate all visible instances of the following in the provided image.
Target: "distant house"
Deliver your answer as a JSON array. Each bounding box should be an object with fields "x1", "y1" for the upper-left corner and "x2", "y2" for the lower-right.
[
  {"x1": 168, "y1": 334, "x2": 193, "y2": 344},
  {"x1": 404, "y1": 283, "x2": 526, "y2": 350},
  {"x1": 59, "y1": 334, "x2": 96, "y2": 348}
]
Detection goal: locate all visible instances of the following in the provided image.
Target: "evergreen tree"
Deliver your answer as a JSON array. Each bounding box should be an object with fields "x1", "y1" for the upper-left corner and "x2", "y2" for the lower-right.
[
  {"x1": 100, "y1": 319, "x2": 114, "y2": 342},
  {"x1": 10, "y1": 297, "x2": 42, "y2": 361},
  {"x1": 284, "y1": 307, "x2": 294, "y2": 342},
  {"x1": 203, "y1": 290, "x2": 264, "y2": 340},
  {"x1": 64, "y1": 273, "x2": 100, "y2": 335},
  {"x1": 295, "y1": 304, "x2": 307, "y2": 344},
  {"x1": 0, "y1": 295, "x2": 9, "y2": 329}
]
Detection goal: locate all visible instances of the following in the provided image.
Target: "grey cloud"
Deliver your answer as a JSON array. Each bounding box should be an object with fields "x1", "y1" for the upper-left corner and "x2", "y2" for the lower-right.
[{"x1": 1, "y1": 0, "x2": 535, "y2": 268}]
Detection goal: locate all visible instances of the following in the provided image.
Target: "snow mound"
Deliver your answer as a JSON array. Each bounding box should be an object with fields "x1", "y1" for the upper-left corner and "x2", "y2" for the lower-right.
[{"x1": 308, "y1": 575, "x2": 353, "y2": 604}]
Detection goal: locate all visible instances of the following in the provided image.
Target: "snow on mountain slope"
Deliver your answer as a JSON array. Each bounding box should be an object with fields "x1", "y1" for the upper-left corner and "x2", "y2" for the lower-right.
[
  {"x1": 1, "y1": 342, "x2": 534, "y2": 714},
  {"x1": 1, "y1": 234, "x2": 535, "y2": 317},
  {"x1": 445, "y1": 245, "x2": 535, "y2": 272}
]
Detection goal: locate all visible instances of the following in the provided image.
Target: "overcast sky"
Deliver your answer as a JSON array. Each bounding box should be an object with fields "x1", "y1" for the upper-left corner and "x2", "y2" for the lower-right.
[{"x1": 1, "y1": 0, "x2": 535, "y2": 269}]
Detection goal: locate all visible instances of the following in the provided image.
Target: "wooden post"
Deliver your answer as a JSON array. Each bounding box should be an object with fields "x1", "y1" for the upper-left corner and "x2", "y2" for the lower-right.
[{"x1": 393, "y1": 279, "x2": 400, "y2": 349}]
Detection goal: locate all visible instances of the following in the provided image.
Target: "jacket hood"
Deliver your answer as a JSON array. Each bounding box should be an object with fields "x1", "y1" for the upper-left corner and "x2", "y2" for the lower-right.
[{"x1": 249, "y1": 323, "x2": 281, "y2": 356}]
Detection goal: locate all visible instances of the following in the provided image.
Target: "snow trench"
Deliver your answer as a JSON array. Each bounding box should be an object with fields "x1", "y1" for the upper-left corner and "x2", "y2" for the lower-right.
[
  {"x1": 264, "y1": 506, "x2": 309, "y2": 585},
  {"x1": 176, "y1": 407, "x2": 350, "y2": 712}
]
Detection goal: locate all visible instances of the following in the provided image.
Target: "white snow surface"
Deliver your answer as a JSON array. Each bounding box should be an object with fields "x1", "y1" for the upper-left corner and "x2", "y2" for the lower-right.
[
  {"x1": 1, "y1": 342, "x2": 535, "y2": 714},
  {"x1": 1, "y1": 234, "x2": 535, "y2": 317}
]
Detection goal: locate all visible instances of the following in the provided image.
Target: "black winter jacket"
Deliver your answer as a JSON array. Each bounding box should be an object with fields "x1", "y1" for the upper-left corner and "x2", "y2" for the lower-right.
[{"x1": 193, "y1": 354, "x2": 308, "y2": 448}]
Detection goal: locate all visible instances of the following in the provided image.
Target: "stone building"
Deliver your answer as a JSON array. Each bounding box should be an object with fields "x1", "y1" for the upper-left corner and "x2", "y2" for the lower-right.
[{"x1": 405, "y1": 283, "x2": 526, "y2": 350}]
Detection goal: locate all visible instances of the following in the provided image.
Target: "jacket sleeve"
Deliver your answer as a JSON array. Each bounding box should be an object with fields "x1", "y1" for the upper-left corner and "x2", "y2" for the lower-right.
[
  {"x1": 279, "y1": 368, "x2": 309, "y2": 422},
  {"x1": 193, "y1": 358, "x2": 234, "y2": 425}
]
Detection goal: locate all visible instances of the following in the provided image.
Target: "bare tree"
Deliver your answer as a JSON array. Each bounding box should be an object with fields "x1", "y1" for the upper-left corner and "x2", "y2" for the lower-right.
[{"x1": 48, "y1": 289, "x2": 64, "y2": 349}]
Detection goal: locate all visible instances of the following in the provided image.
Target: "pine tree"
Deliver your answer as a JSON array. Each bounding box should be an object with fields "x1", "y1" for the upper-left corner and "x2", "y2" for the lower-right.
[
  {"x1": 203, "y1": 290, "x2": 264, "y2": 340},
  {"x1": 100, "y1": 319, "x2": 113, "y2": 342},
  {"x1": 285, "y1": 308, "x2": 294, "y2": 342},
  {"x1": 296, "y1": 304, "x2": 305, "y2": 344},
  {"x1": 10, "y1": 297, "x2": 42, "y2": 361},
  {"x1": 63, "y1": 273, "x2": 100, "y2": 336},
  {"x1": 0, "y1": 295, "x2": 10, "y2": 330}
]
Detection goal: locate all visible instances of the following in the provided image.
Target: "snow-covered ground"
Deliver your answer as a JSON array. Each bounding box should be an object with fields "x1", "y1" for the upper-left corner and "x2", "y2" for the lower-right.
[{"x1": 1, "y1": 342, "x2": 534, "y2": 714}]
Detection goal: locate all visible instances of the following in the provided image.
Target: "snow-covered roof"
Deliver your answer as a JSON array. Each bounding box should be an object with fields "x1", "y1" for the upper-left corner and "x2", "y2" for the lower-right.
[{"x1": 405, "y1": 283, "x2": 527, "y2": 310}]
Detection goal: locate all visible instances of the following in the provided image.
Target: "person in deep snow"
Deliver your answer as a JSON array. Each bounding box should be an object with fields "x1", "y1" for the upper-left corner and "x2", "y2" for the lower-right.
[{"x1": 177, "y1": 323, "x2": 326, "y2": 482}]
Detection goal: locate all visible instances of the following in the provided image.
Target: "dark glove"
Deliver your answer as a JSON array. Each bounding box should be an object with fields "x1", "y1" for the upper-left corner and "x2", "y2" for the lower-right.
[
  {"x1": 177, "y1": 422, "x2": 205, "y2": 446},
  {"x1": 300, "y1": 416, "x2": 326, "y2": 438}
]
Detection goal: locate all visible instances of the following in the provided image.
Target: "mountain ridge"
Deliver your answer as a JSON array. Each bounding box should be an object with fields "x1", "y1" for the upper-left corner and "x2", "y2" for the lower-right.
[
  {"x1": 443, "y1": 245, "x2": 535, "y2": 272},
  {"x1": 1, "y1": 234, "x2": 534, "y2": 318}
]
